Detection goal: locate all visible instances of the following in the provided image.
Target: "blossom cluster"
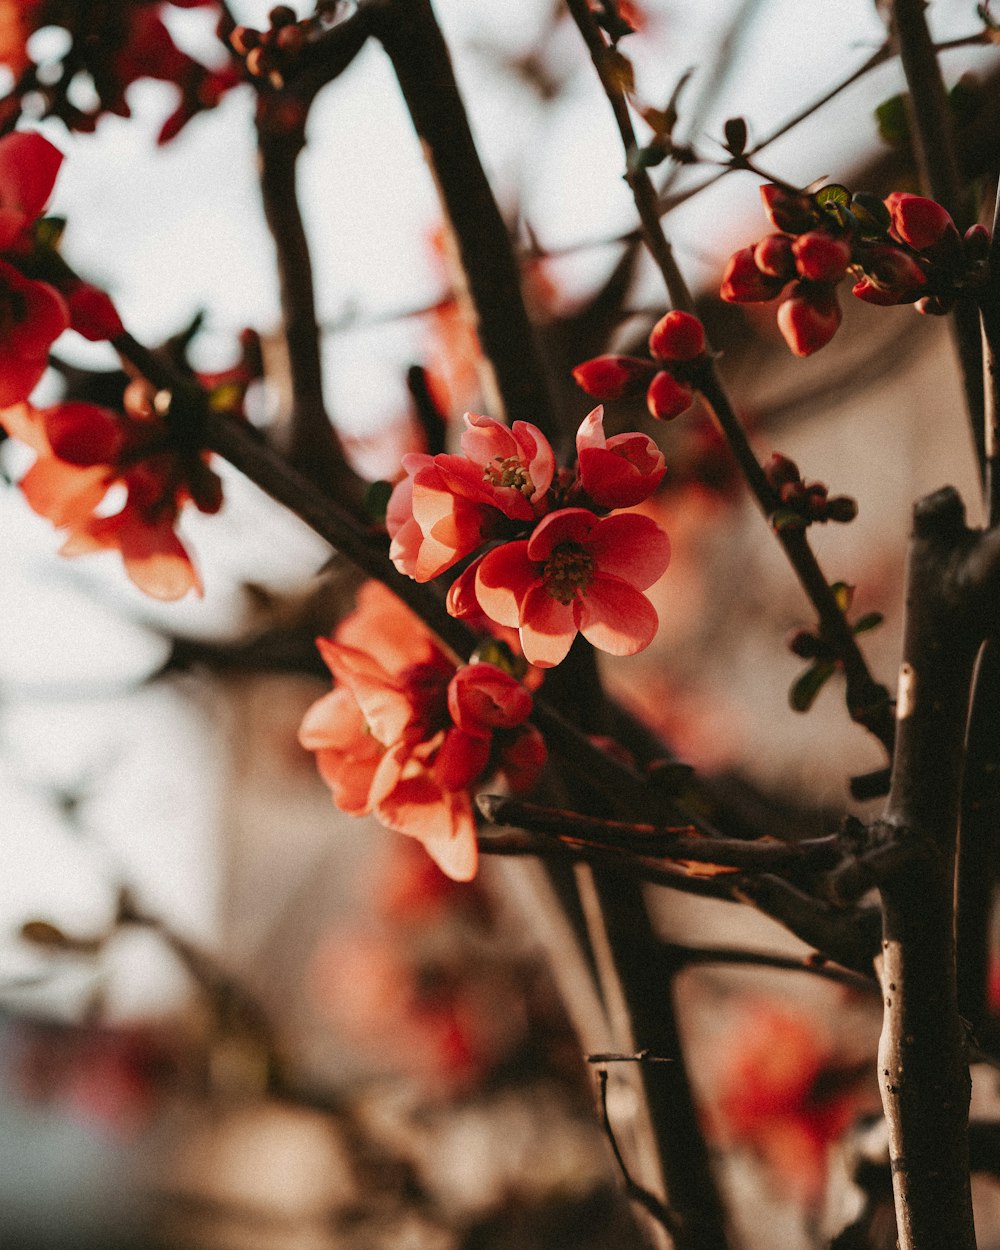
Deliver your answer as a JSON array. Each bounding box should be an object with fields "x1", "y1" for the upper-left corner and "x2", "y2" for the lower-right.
[
  {"x1": 299, "y1": 582, "x2": 546, "y2": 881},
  {"x1": 386, "y1": 407, "x2": 671, "y2": 668},
  {"x1": 0, "y1": 1, "x2": 240, "y2": 142},
  {"x1": 721, "y1": 183, "x2": 985, "y2": 355},
  {"x1": 572, "y1": 310, "x2": 707, "y2": 421}
]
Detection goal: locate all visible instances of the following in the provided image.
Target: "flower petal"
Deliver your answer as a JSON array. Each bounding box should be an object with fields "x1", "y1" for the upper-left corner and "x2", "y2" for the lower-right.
[
  {"x1": 587, "y1": 511, "x2": 671, "y2": 590},
  {"x1": 578, "y1": 574, "x2": 659, "y2": 656},
  {"x1": 518, "y1": 582, "x2": 577, "y2": 668},
  {"x1": 474, "y1": 540, "x2": 536, "y2": 628}
]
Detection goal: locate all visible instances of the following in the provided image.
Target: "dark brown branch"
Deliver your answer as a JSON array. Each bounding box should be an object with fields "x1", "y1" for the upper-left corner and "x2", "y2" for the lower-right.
[
  {"x1": 661, "y1": 942, "x2": 878, "y2": 994},
  {"x1": 564, "y1": 0, "x2": 894, "y2": 760},
  {"x1": 257, "y1": 123, "x2": 364, "y2": 507},
  {"x1": 477, "y1": 792, "x2": 841, "y2": 870},
  {"x1": 877, "y1": 487, "x2": 981, "y2": 1250},
  {"x1": 369, "y1": 0, "x2": 557, "y2": 436}
]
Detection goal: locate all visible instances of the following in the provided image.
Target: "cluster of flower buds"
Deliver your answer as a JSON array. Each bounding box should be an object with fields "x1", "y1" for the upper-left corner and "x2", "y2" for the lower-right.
[
  {"x1": 721, "y1": 183, "x2": 989, "y2": 356},
  {"x1": 572, "y1": 310, "x2": 707, "y2": 420},
  {"x1": 231, "y1": 2, "x2": 340, "y2": 90},
  {"x1": 387, "y1": 407, "x2": 670, "y2": 668},
  {"x1": 765, "y1": 453, "x2": 857, "y2": 531}
]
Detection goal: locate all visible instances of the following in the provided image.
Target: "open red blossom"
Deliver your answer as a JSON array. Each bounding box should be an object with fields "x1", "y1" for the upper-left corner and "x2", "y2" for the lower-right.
[
  {"x1": 459, "y1": 412, "x2": 556, "y2": 519},
  {"x1": 387, "y1": 453, "x2": 508, "y2": 582},
  {"x1": 461, "y1": 507, "x2": 670, "y2": 668},
  {"x1": 299, "y1": 582, "x2": 544, "y2": 881},
  {"x1": 576, "y1": 405, "x2": 665, "y2": 508},
  {"x1": 0, "y1": 399, "x2": 221, "y2": 599}
]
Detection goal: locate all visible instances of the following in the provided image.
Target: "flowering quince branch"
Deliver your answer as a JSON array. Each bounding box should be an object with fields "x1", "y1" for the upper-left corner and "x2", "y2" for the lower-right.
[{"x1": 565, "y1": 0, "x2": 896, "y2": 760}]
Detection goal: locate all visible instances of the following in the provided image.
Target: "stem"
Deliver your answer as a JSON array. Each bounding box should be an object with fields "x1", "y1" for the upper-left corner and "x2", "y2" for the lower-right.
[
  {"x1": 878, "y1": 487, "x2": 980, "y2": 1250},
  {"x1": 892, "y1": 0, "x2": 984, "y2": 472},
  {"x1": 370, "y1": 0, "x2": 557, "y2": 436},
  {"x1": 566, "y1": 0, "x2": 894, "y2": 759},
  {"x1": 257, "y1": 121, "x2": 364, "y2": 507}
]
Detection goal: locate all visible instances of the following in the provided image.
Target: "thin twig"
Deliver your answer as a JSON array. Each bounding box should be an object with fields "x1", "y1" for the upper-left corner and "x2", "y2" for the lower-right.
[{"x1": 594, "y1": 1068, "x2": 682, "y2": 1236}]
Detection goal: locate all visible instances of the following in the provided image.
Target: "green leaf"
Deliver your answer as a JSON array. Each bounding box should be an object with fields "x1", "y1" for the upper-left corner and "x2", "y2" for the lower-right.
[
  {"x1": 771, "y1": 507, "x2": 807, "y2": 533},
  {"x1": 830, "y1": 581, "x2": 855, "y2": 613},
  {"x1": 875, "y1": 94, "x2": 910, "y2": 146},
  {"x1": 365, "y1": 479, "x2": 394, "y2": 524},
  {"x1": 34, "y1": 216, "x2": 66, "y2": 250},
  {"x1": 852, "y1": 611, "x2": 884, "y2": 635},
  {"x1": 815, "y1": 184, "x2": 850, "y2": 209},
  {"x1": 851, "y1": 192, "x2": 891, "y2": 234},
  {"x1": 790, "y1": 661, "x2": 836, "y2": 713}
]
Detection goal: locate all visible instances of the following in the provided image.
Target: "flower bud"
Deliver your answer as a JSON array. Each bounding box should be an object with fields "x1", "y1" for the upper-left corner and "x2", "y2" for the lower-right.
[
  {"x1": 852, "y1": 244, "x2": 926, "y2": 305},
  {"x1": 760, "y1": 184, "x2": 816, "y2": 234},
  {"x1": 646, "y1": 369, "x2": 694, "y2": 421},
  {"x1": 572, "y1": 354, "x2": 656, "y2": 399},
  {"x1": 648, "y1": 310, "x2": 706, "y2": 361},
  {"x1": 824, "y1": 495, "x2": 858, "y2": 522},
  {"x1": 269, "y1": 5, "x2": 297, "y2": 27},
  {"x1": 230, "y1": 25, "x2": 261, "y2": 54},
  {"x1": 884, "y1": 192, "x2": 960, "y2": 254},
  {"x1": 792, "y1": 231, "x2": 852, "y2": 283},
  {"x1": 964, "y1": 223, "x2": 991, "y2": 261},
  {"x1": 776, "y1": 286, "x2": 842, "y2": 356},
  {"x1": 765, "y1": 452, "x2": 800, "y2": 488},
  {"x1": 720, "y1": 246, "x2": 785, "y2": 303},
  {"x1": 753, "y1": 233, "x2": 795, "y2": 279}
]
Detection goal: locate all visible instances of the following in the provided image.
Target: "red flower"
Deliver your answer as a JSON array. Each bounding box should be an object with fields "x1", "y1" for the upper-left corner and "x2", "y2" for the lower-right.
[
  {"x1": 0, "y1": 397, "x2": 222, "y2": 599},
  {"x1": 462, "y1": 507, "x2": 670, "y2": 668},
  {"x1": 386, "y1": 452, "x2": 508, "y2": 582},
  {"x1": 0, "y1": 260, "x2": 68, "y2": 406},
  {"x1": 710, "y1": 1005, "x2": 873, "y2": 1206},
  {"x1": 299, "y1": 582, "x2": 544, "y2": 880},
  {"x1": 459, "y1": 411, "x2": 556, "y2": 519},
  {"x1": 576, "y1": 405, "x2": 665, "y2": 508},
  {"x1": 0, "y1": 130, "x2": 62, "y2": 251}
]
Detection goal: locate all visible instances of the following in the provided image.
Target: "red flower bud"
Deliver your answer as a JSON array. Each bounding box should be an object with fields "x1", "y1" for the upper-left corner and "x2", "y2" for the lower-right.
[
  {"x1": 64, "y1": 282, "x2": 124, "y2": 342},
  {"x1": 853, "y1": 244, "x2": 926, "y2": 305},
  {"x1": 776, "y1": 286, "x2": 842, "y2": 356},
  {"x1": 646, "y1": 369, "x2": 694, "y2": 421},
  {"x1": 964, "y1": 223, "x2": 991, "y2": 261},
  {"x1": 720, "y1": 246, "x2": 785, "y2": 303},
  {"x1": 765, "y1": 452, "x2": 800, "y2": 488},
  {"x1": 753, "y1": 233, "x2": 796, "y2": 279},
  {"x1": 884, "y1": 192, "x2": 959, "y2": 254},
  {"x1": 760, "y1": 184, "x2": 816, "y2": 234},
  {"x1": 792, "y1": 232, "x2": 852, "y2": 283},
  {"x1": 572, "y1": 354, "x2": 656, "y2": 399},
  {"x1": 648, "y1": 310, "x2": 705, "y2": 361}
]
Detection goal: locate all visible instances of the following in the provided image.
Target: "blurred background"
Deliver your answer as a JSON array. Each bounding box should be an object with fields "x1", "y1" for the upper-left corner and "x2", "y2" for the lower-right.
[{"x1": 1, "y1": 1, "x2": 999, "y2": 1246}]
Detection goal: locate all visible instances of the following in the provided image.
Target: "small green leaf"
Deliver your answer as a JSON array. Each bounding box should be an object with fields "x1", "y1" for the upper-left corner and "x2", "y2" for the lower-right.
[
  {"x1": 365, "y1": 479, "x2": 393, "y2": 524},
  {"x1": 830, "y1": 581, "x2": 855, "y2": 613},
  {"x1": 790, "y1": 661, "x2": 836, "y2": 712},
  {"x1": 771, "y1": 507, "x2": 807, "y2": 533},
  {"x1": 815, "y1": 184, "x2": 850, "y2": 209},
  {"x1": 851, "y1": 192, "x2": 891, "y2": 233},
  {"x1": 875, "y1": 94, "x2": 910, "y2": 146},
  {"x1": 852, "y1": 611, "x2": 884, "y2": 635},
  {"x1": 34, "y1": 216, "x2": 66, "y2": 250}
]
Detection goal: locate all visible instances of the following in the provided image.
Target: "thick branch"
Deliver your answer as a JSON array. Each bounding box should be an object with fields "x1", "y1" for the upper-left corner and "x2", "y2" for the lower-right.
[
  {"x1": 370, "y1": 0, "x2": 557, "y2": 436},
  {"x1": 878, "y1": 487, "x2": 981, "y2": 1250}
]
